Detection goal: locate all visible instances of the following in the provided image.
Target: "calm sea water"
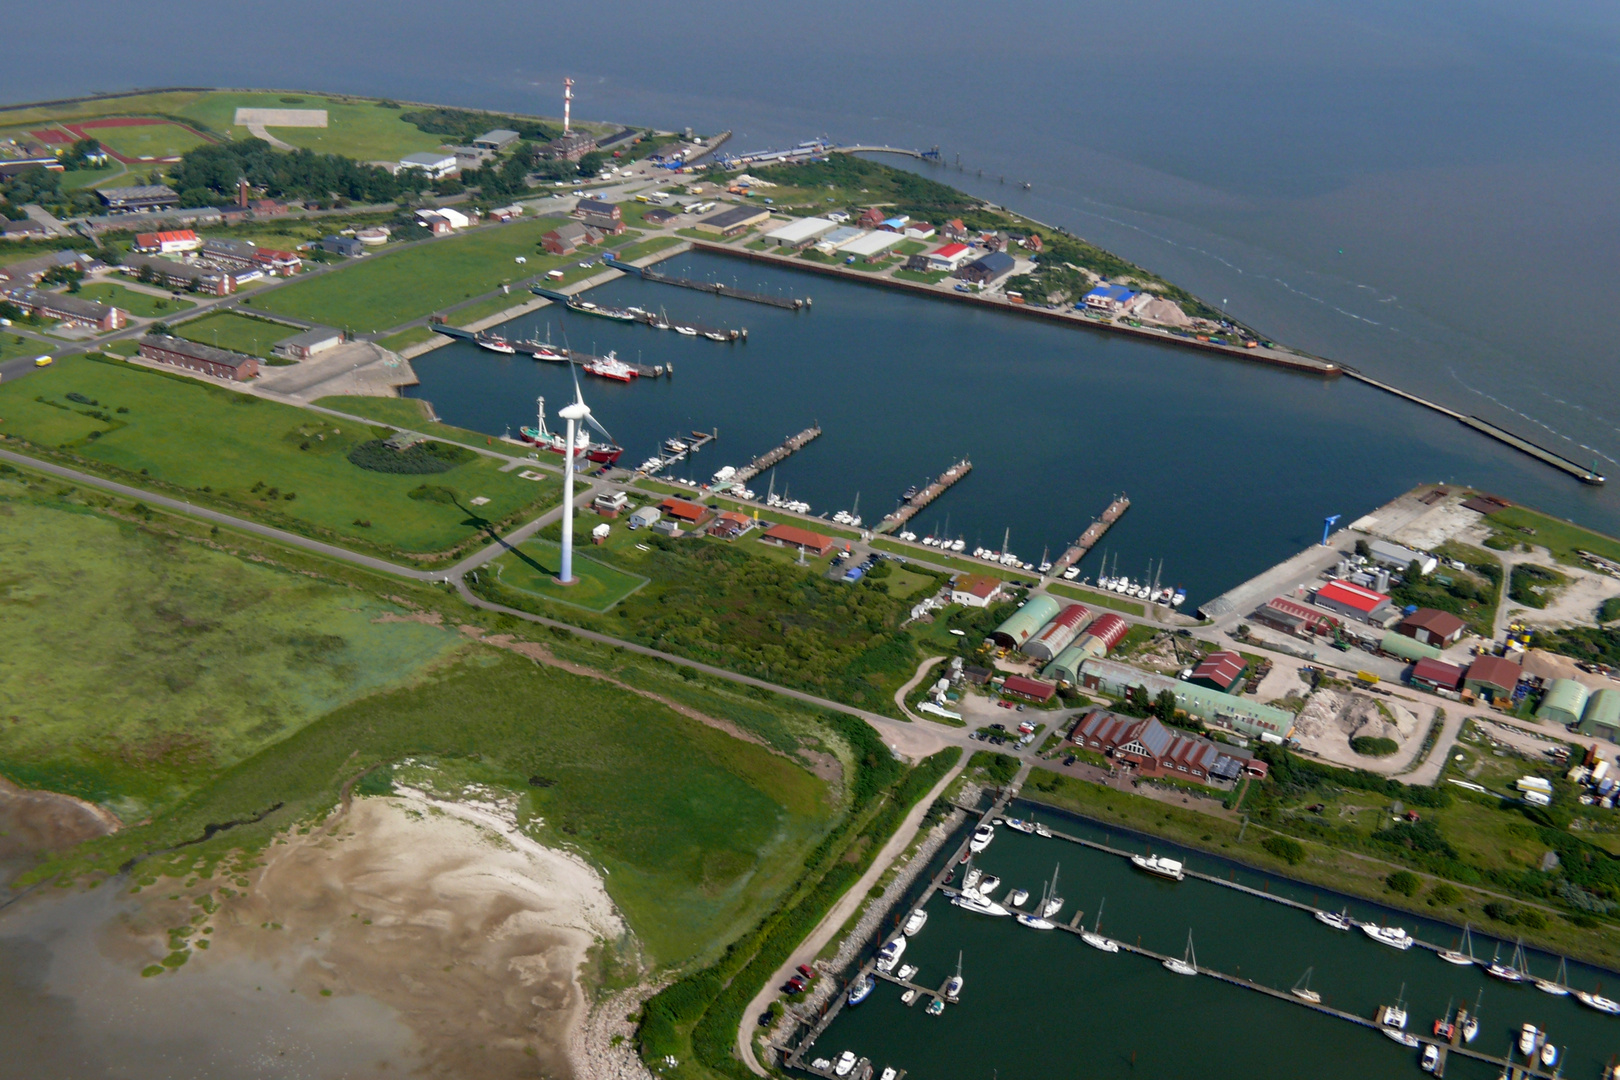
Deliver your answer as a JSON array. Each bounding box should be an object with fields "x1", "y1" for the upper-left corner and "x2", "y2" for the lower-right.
[
  {"x1": 412, "y1": 250, "x2": 1573, "y2": 605},
  {"x1": 814, "y1": 803, "x2": 1618, "y2": 1080}
]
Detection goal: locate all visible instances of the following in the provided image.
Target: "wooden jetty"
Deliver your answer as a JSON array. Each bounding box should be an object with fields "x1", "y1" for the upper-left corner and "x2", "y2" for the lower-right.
[
  {"x1": 732, "y1": 426, "x2": 822, "y2": 484},
  {"x1": 1049, "y1": 495, "x2": 1130, "y2": 575},
  {"x1": 428, "y1": 321, "x2": 670, "y2": 378},
  {"x1": 641, "y1": 430, "x2": 718, "y2": 475},
  {"x1": 875, "y1": 459, "x2": 972, "y2": 534},
  {"x1": 608, "y1": 255, "x2": 808, "y2": 310}
]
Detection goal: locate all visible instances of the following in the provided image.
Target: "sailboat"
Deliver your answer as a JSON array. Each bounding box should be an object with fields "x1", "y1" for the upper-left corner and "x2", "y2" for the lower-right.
[
  {"x1": 1163, "y1": 930, "x2": 1198, "y2": 976},
  {"x1": 943, "y1": 952, "x2": 963, "y2": 1003},
  {"x1": 1461, "y1": 988, "x2": 1482, "y2": 1042},
  {"x1": 1536, "y1": 956, "x2": 1571, "y2": 996},
  {"x1": 1379, "y1": 983, "x2": 1420, "y2": 1046},
  {"x1": 1486, "y1": 940, "x2": 1528, "y2": 984},
  {"x1": 1016, "y1": 878, "x2": 1056, "y2": 930},
  {"x1": 1439, "y1": 923, "x2": 1477, "y2": 966},
  {"x1": 1291, "y1": 966, "x2": 1321, "y2": 1004},
  {"x1": 1081, "y1": 898, "x2": 1119, "y2": 952},
  {"x1": 1042, "y1": 864, "x2": 1064, "y2": 918}
]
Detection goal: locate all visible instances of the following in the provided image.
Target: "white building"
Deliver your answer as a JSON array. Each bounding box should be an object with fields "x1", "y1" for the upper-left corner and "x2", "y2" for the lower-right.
[
  {"x1": 838, "y1": 230, "x2": 905, "y2": 262},
  {"x1": 398, "y1": 152, "x2": 459, "y2": 180},
  {"x1": 764, "y1": 216, "x2": 837, "y2": 248},
  {"x1": 1368, "y1": 539, "x2": 1438, "y2": 576},
  {"x1": 814, "y1": 226, "x2": 865, "y2": 255}
]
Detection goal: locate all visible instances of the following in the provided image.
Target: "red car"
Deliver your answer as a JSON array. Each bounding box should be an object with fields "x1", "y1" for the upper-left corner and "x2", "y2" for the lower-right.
[
  {"x1": 784, "y1": 976, "x2": 805, "y2": 993},
  {"x1": 998, "y1": 701, "x2": 1015, "y2": 709},
  {"x1": 797, "y1": 964, "x2": 816, "y2": 980}
]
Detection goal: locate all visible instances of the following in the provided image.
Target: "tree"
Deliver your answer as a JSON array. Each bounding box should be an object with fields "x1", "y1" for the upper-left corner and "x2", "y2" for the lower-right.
[
  {"x1": 576, "y1": 151, "x2": 605, "y2": 178},
  {"x1": 1407, "y1": 559, "x2": 1426, "y2": 582},
  {"x1": 1354, "y1": 538, "x2": 1370, "y2": 558},
  {"x1": 1154, "y1": 688, "x2": 1179, "y2": 723},
  {"x1": 136, "y1": 263, "x2": 157, "y2": 285}
]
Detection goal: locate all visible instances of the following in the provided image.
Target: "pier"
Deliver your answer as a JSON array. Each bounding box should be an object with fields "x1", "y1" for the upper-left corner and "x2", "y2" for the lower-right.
[
  {"x1": 607, "y1": 255, "x2": 808, "y2": 310},
  {"x1": 876, "y1": 459, "x2": 972, "y2": 534},
  {"x1": 782, "y1": 794, "x2": 1560, "y2": 1080},
  {"x1": 640, "y1": 429, "x2": 718, "y2": 475},
  {"x1": 732, "y1": 426, "x2": 823, "y2": 484},
  {"x1": 1049, "y1": 495, "x2": 1130, "y2": 575},
  {"x1": 428, "y1": 321, "x2": 670, "y2": 378}
]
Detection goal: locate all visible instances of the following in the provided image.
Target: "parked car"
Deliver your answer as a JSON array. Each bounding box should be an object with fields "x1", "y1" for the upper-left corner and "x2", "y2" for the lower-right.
[{"x1": 797, "y1": 965, "x2": 816, "y2": 980}]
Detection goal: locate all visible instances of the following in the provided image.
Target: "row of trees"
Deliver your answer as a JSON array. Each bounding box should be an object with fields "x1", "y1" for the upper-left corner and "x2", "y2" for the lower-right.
[{"x1": 170, "y1": 139, "x2": 407, "y2": 206}]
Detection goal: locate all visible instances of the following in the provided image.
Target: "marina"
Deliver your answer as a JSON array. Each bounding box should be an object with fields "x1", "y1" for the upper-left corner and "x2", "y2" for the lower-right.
[
  {"x1": 636, "y1": 429, "x2": 718, "y2": 475},
  {"x1": 606, "y1": 254, "x2": 808, "y2": 310},
  {"x1": 426, "y1": 320, "x2": 671, "y2": 379},
  {"x1": 876, "y1": 460, "x2": 972, "y2": 534},
  {"x1": 731, "y1": 425, "x2": 823, "y2": 485},
  {"x1": 1050, "y1": 495, "x2": 1131, "y2": 576},
  {"x1": 782, "y1": 787, "x2": 1614, "y2": 1080}
]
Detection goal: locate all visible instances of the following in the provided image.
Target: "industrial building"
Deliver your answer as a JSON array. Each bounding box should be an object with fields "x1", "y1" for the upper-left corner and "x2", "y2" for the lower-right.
[
  {"x1": 949, "y1": 574, "x2": 1005, "y2": 608},
  {"x1": 1312, "y1": 579, "x2": 1395, "y2": 625},
  {"x1": 0, "y1": 286, "x2": 125, "y2": 332},
  {"x1": 838, "y1": 230, "x2": 905, "y2": 262},
  {"x1": 319, "y1": 235, "x2": 366, "y2": 258},
  {"x1": 764, "y1": 216, "x2": 837, "y2": 249},
  {"x1": 989, "y1": 595, "x2": 1061, "y2": 650},
  {"x1": 1367, "y1": 539, "x2": 1438, "y2": 576},
  {"x1": 759, "y1": 522, "x2": 834, "y2": 557},
  {"x1": 1070, "y1": 708, "x2": 1262, "y2": 783},
  {"x1": 1410, "y1": 657, "x2": 1466, "y2": 692},
  {"x1": 1379, "y1": 630, "x2": 1442, "y2": 663},
  {"x1": 813, "y1": 226, "x2": 865, "y2": 254},
  {"x1": 1252, "y1": 596, "x2": 1340, "y2": 638},
  {"x1": 923, "y1": 242, "x2": 974, "y2": 272},
  {"x1": 1537, "y1": 678, "x2": 1590, "y2": 727},
  {"x1": 1578, "y1": 689, "x2": 1620, "y2": 740},
  {"x1": 98, "y1": 184, "x2": 179, "y2": 213},
  {"x1": 398, "y1": 152, "x2": 459, "y2": 180},
  {"x1": 956, "y1": 250, "x2": 1015, "y2": 285},
  {"x1": 545, "y1": 130, "x2": 598, "y2": 161},
  {"x1": 122, "y1": 253, "x2": 235, "y2": 295},
  {"x1": 1000, "y1": 675, "x2": 1055, "y2": 703},
  {"x1": 138, "y1": 334, "x2": 258, "y2": 382},
  {"x1": 696, "y1": 205, "x2": 771, "y2": 237},
  {"x1": 1076, "y1": 658, "x2": 1295, "y2": 740},
  {"x1": 1188, "y1": 650, "x2": 1248, "y2": 693},
  {"x1": 473, "y1": 129, "x2": 521, "y2": 151},
  {"x1": 1464, "y1": 654, "x2": 1521, "y2": 700},
  {"x1": 1397, "y1": 608, "x2": 1467, "y2": 647},
  {"x1": 1042, "y1": 613, "x2": 1129, "y2": 685},
  {"x1": 1022, "y1": 604, "x2": 1093, "y2": 663},
  {"x1": 272, "y1": 326, "x2": 343, "y2": 361},
  {"x1": 133, "y1": 229, "x2": 201, "y2": 254}
]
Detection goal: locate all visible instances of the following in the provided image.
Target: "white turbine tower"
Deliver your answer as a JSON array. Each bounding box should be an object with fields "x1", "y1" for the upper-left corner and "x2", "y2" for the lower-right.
[{"x1": 556, "y1": 355, "x2": 615, "y2": 585}]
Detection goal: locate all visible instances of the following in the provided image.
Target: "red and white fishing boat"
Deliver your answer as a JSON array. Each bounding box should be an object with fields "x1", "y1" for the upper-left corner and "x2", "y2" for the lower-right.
[
  {"x1": 476, "y1": 332, "x2": 516, "y2": 355},
  {"x1": 582, "y1": 351, "x2": 637, "y2": 383},
  {"x1": 519, "y1": 396, "x2": 623, "y2": 465}
]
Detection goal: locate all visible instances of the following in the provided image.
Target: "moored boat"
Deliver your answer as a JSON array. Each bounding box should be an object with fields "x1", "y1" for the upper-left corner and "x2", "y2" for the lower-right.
[
  {"x1": 903, "y1": 908, "x2": 928, "y2": 936},
  {"x1": 1382, "y1": 1030, "x2": 1420, "y2": 1048},
  {"x1": 1518, "y1": 1023, "x2": 1540, "y2": 1057},
  {"x1": 1291, "y1": 967, "x2": 1321, "y2": 1004},
  {"x1": 925, "y1": 997, "x2": 945, "y2": 1016},
  {"x1": 833, "y1": 1051, "x2": 857, "y2": 1076},
  {"x1": 847, "y1": 975, "x2": 874, "y2": 1006},
  {"x1": 1130, "y1": 853, "x2": 1185, "y2": 881},
  {"x1": 1577, "y1": 989, "x2": 1620, "y2": 1015},
  {"x1": 969, "y1": 823, "x2": 995, "y2": 853},
  {"x1": 582, "y1": 351, "x2": 637, "y2": 382},
  {"x1": 1163, "y1": 930, "x2": 1197, "y2": 976},
  {"x1": 895, "y1": 964, "x2": 917, "y2": 981},
  {"x1": 1003, "y1": 818, "x2": 1035, "y2": 834},
  {"x1": 1361, "y1": 923, "x2": 1414, "y2": 950},
  {"x1": 1420, "y1": 1044, "x2": 1439, "y2": 1072},
  {"x1": 944, "y1": 952, "x2": 964, "y2": 1002},
  {"x1": 1007, "y1": 889, "x2": 1029, "y2": 908},
  {"x1": 952, "y1": 892, "x2": 1010, "y2": 917},
  {"x1": 1082, "y1": 896, "x2": 1119, "y2": 952},
  {"x1": 875, "y1": 936, "x2": 906, "y2": 973},
  {"x1": 476, "y1": 333, "x2": 516, "y2": 354},
  {"x1": 1316, "y1": 907, "x2": 1353, "y2": 931},
  {"x1": 900, "y1": 988, "x2": 917, "y2": 1005},
  {"x1": 1536, "y1": 956, "x2": 1571, "y2": 995}
]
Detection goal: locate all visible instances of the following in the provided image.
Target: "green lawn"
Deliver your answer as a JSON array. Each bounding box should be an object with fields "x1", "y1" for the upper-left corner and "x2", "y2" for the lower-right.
[
  {"x1": 373, "y1": 326, "x2": 438, "y2": 353},
  {"x1": 74, "y1": 281, "x2": 194, "y2": 319},
  {"x1": 176, "y1": 91, "x2": 449, "y2": 163},
  {"x1": 893, "y1": 268, "x2": 947, "y2": 285},
  {"x1": 612, "y1": 235, "x2": 685, "y2": 263},
  {"x1": 450, "y1": 292, "x2": 534, "y2": 328},
  {"x1": 489, "y1": 538, "x2": 649, "y2": 611},
  {"x1": 174, "y1": 310, "x2": 305, "y2": 359},
  {"x1": 252, "y1": 217, "x2": 578, "y2": 333},
  {"x1": 0, "y1": 354, "x2": 558, "y2": 558},
  {"x1": 311, "y1": 394, "x2": 510, "y2": 448},
  {"x1": 0, "y1": 481, "x2": 463, "y2": 817},
  {"x1": 89, "y1": 120, "x2": 212, "y2": 161},
  {"x1": 1487, "y1": 504, "x2": 1620, "y2": 566},
  {"x1": 60, "y1": 163, "x2": 127, "y2": 191},
  {"x1": 0, "y1": 90, "x2": 213, "y2": 129}
]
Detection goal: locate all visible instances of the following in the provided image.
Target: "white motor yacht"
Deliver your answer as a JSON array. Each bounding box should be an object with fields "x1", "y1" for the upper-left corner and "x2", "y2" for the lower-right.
[
  {"x1": 1361, "y1": 924, "x2": 1415, "y2": 950},
  {"x1": 834, "y1": 1052, "x2": 857, "y2": 1077},
  {"x1": 1130, "y1": 854, "x2": 1185, "y2": 881},
  {"x1": 969, "y1": 823, "x2": 995, "y2": 853},
  {"x1": 875, "y1": 936, "x2": 906, "y2": 973},
  {"x1": 1576, "y1": 990, "x2": 1620, "y2": 1015},
  {"x1": 952, "y1": 893, "x2": 1010, "y2": 917},
  {"x1": 903, "y1": 909, "x2": 928, "y2": 936},
  {"x1": 1518, "y1": 1023, "x2": 1541, "y2": 1057},
  {"x1": 1314, "y1": 908, "x2": 1353, "y2": 931}
]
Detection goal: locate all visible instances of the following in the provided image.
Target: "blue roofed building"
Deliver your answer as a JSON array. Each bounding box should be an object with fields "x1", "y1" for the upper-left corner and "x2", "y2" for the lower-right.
[{"x1": 1082, "y1": 283, "x2": 1139, "y2": 314}]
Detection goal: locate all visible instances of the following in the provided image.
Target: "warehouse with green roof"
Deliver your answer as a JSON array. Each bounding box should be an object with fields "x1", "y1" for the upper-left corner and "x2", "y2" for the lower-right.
[
  {"x1": 1537, "y1": 678, "x2": 1590, "y2": 727},
  {"x1": 1577, "y1": 688, "x2": 1620, "y2": 740},
  {"x1": 989, "y1": 595, "x2": 1061, "y2": 650},
  {"x1": 1379, "y1": 630, "x2": 1442, "y2": 662}
]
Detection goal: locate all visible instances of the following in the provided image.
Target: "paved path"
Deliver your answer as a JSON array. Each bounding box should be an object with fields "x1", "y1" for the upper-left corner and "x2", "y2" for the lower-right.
[
  {"x1": 735, "y1": 755, "x2": 969, "y2": 1077},
  {"x1": 893, "y1": 655, "x2": 946, "y2": 722}
]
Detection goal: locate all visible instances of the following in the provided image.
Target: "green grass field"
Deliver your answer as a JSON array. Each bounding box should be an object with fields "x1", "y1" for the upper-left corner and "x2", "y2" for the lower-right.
[
  {"x1": 312, "y1": 394, "x2": 506, "y2": 447},
  {"x1": 0, "y1": 91, "x2": 213, "y2": 129},
  {"x1": 1488, "y1": 505, "x2": 1620, "y2": 566},
  {"x1": 1047, "y1": 580, "x2": 1148, "y2": 617},
  {"x1": 87, "y1": 120, "x2": 211, "y2": 161},
  {"x1": 253, "y1": 217, "x2": 577, "y2": 332},
  {"x1": 372, "y1": 326, "x2": 438, "y2": 353},
  {"x1": 0, "y1": 355, "x2": 557, "y2": 556},
  {"x1": 74, "y1": 281, "x2": 193, "y2": 319},
  {"x1": 0, "y1": 481, "x2": 463, "y2": 816},
  {"x1": 177, "y1": 92, "x2": 453, "y2": 163},
  {"x1": 173, "y1": 310, "x2": 299, "y2": 358},
  {"x1": 613, "y1": 235, "x2": 685, "y2": 263},
  {"x1": 490, "y1": 538, "x2": 649, "y2": 611}
]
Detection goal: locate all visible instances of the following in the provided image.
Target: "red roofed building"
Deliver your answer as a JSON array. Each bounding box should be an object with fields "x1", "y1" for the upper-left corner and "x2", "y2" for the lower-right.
[
  {"x1": 1313, "y1": 579, "x2": 1395, "y2": 624},
  {"x1": 1070, "y1": 707, "x2": 1257, "y2": 782},
  {"x1": 925, "y1": 241, "x2": 973, "y2": 272},
  {"x1": 949, "y1": 573, "x2": 1004, "y2": 608},
  {"x1": 1253, "y1": 596, "x2": 1339, "y2": 638},
  {"x1": 760, "y1": 522, "x2": 834, "y2": 557},
  {"x1": 132, "y1": 229, "x2": 200, "y2": 255},
  {"x1": 1410, "y1": 657, "x2": 1466, "y2": 692},
  {"x1": 254, "y1": 248, "x2": 303, "y2": 276},
  {"x1": 1001, "y1": 675, "x2": 1056, "y2": 703},
  {"x1": 1188, "y1": 650, "x2": 1248, "y2": 693},
  {"x1": 658, "y1": 497, "x2": 709, "y2": 525},
  {"x1": 1397, "y1": 608, "x2": 1467, "y2": 647},
  {"x1": 1465, "y1": 654, "x2": 1521, "y2": 700},
  {"x1": 858, "y1": 207, "x2": 884, "y2": 229},
  {"x1": 943, "y1": 218, "x2": 968, "y2": 241},
  {"x1": 707, "y1": 510, "x2": 754, "y2": 539}
]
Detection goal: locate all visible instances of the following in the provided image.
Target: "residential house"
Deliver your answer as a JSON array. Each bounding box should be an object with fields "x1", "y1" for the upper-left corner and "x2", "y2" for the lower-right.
[
  {"x1": 1, "y1": 286, "x2": 125, "y2": 331},
  {"x1": 955, "y1": 250, "x2": 1015, "y2": 286},
  {"x1": 574, "y1": 198, "x2": 626, "y2": 235},
  {"x1": 707, "y1": 510, "x2": 755, "y2": 539},
  {"x1": 760, "y1": 522, "x2": 834, "y2": 557},
  {"x1": 949, "y1": 574, "x2": 1004, "y2": 608},
  {"x1": 1082, "y1": 284, "x2": 1138, "y2": 314},
  {"x1": 541, "y1": 221, "x2": 601, "y2": 256},
  {"x1": 138, "y1": 334, "x2": 257, "y2": 381}
]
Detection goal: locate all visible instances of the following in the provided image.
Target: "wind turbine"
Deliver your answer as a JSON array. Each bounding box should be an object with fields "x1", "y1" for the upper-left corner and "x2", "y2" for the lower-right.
[{"x1": 556, "y1": 352, "x2": 617, "y2": 585}]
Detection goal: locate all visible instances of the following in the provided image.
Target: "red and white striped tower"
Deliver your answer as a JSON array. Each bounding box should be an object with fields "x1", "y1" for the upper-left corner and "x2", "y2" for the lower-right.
[{"x1": 563, "y1": 77, "x2": 573, "y2": 134}]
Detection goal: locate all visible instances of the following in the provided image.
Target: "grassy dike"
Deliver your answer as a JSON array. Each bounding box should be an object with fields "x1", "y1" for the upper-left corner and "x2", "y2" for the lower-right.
[
  {"x1": 1015, "y1": 764, "x2": 1620, "y2": 972},
  {"x1": 639, "y1": 746, "x2": 961, "y2": 1080}
]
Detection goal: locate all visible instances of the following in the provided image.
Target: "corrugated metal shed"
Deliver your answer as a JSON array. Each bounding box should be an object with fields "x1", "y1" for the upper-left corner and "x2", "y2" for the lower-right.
[
  {"x1": 839, "y1": 230, "x2": 905, "y2": 259},
  {"x1": 989, "y1": 595, "x2": 1061, "y2": 649},
  {"x1": 1580, "y1": 689, "x2": 1620, "y2": 737},
  {"x1": 1077, "y1": 658, "x2": 1294, "y2": 739},
  {"x1": 1083, "y1": 613, "x2": 1129, "y2": 652},
  {"x1": 1537, "y1": 678, "x2": 1591, "y2": 727},
  {"x1": 1043, "y1": 637, "x2": 1108, "y2": 685},
  {"x1": 764, "y1": 216, "x2": 836, "y2": 247},
  {"x1": 1380, "y1": 630, "x2": 1442, "y2": 662},
  {"x1": 1022, "y1": 604, "x2": 1093, "y2": 662}
]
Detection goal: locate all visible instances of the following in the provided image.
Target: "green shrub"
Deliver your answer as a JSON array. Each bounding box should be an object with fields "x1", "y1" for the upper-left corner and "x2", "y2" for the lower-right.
[
  {"x1": 1428, "y1": 882, "x2": 1462, "y2": 906},
  {"x1": 346, "y1": 439, "x2": 474, "y2": 475},
  {"x1": 1386, "y1": 870, "x2": 1421, "y2": 896},
  {"x1": 1350, "y1": 736, "x2": 1399, "y2": 757},
  {"x1": 1262, "y1": 835, "x2": 1306, "y2": 865}
]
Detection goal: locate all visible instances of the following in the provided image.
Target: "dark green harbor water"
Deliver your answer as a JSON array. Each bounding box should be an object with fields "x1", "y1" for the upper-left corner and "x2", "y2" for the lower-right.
[
  {"x1": 409, "y1": 250, "x2": 1599, "y2": 607},
  {"x1": 811, "y1": 802, "x2": 1617, "y2": 1080}
]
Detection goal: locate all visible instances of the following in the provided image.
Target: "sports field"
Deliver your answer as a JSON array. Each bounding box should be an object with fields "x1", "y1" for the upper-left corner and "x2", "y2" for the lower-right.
[
  {"x1": 174, "y1": 310, "x2": 300, "y2": 358},
  {"x1": 253, "y1": 216, "x2": 579, "y2": 332},
  {"x1": 67, "y1": 117, "x2": 214, "y2": 162},
  {"x1": 0, "y1": 354, "x2": 558, "y2": 555},
  {"x1": 74, "y1": 282, "x2": 193, "y2": 319},
  {"x1": 0, "y1": 482, "x2": 463, "y2": 814}
]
